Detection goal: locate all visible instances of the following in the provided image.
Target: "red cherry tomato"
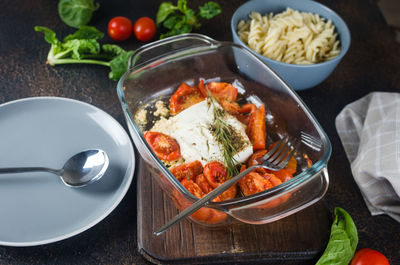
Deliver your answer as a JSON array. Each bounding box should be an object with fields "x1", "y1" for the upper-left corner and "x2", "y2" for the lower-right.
[
  {"x1": 180, "y1": 178, "x2": 204, "y2": 199},
  {"x1": 238, "y1": 171, "x2": 273, "y2": 196},
  {"x1": 144, "y1": 131, "x2": 181, "y2": 161},
  {"x1": 246, "y1": 104, "x2": 266, "y2": 151},
  {"x1": 271, "y1": 169, "x2": 293, "y2": 182},
  {"x1": 203, "y1": 161, "x2": 228, "y2": 189},
  {"x1": 238, "y1": 103, "x2": 257, "y2": 114},
  {"x1": 177, "y1": 178, "x2": 228, "y2": 224},
  {"x1": 133, "y1": 17, "x2": 156, "y2": 42},
  {"x1": 169, "y1": 82, "x2": 205, "y2": 115},
  {"x1": 170, "y1": 160, "x2": 203, "y2": 182},
  {"x1": 219, "y1": 99, "x2": 240, "y2": 115},
  {"x1": 195, "y1": 173, "x2": 237, "y2": 201},
  {"x1": 350, "y1": 248, "x2": 390, "y2": 265},
  {"x1": 205, "y1": 82, "x2": 238, "y2": 102},
  {"x1": 108, "y1": 16, "x2": 133, "y2": 42}
]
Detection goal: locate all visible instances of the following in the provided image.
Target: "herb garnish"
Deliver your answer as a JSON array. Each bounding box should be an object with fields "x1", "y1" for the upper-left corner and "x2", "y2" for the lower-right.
[{"x1": 207, "y1": 96, "x2": 239, "y2": 177}]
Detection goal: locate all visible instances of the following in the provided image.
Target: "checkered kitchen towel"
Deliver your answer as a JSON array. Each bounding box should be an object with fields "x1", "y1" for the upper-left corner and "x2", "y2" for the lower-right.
[{"x1": 335, "y1": 92, "x2": 400, "y2": 222}]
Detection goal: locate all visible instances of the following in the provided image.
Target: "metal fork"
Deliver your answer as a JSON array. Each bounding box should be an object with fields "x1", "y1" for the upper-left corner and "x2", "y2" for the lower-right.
[{"x1": 154, "y1": 136, "x2": 298, "y2": 236}]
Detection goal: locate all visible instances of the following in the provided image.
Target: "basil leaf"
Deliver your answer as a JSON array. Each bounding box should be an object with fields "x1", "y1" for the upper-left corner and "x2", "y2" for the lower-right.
[
  {"x1": 102, "y1": 44, "x2": 126, "y2": 56},
  {"x1": 58, "y1": 0, "x2": 100, "y2": 28},
  {"x1": 316, "y1": 207, "x2": 358, "y2": 265},
  {"x1": 160, "y1": 20, "x2": 192, "y2": 39},
  {"x1": 156, "y1": 2, "x2": 178, "y2": 25},
  {"x1": 64, "y1": 25, "x2": 104, "y2": 41},
  {"x1": 185, "y1": 9, "x2": 200, "y2": 28},
  {"x1": 62, "y1": 39, "x2": 100, "y2": 59},
  {"x1": 163, "y1": 15, "x2": 184, "y2": 30},
  {"x1": 177, "y1": 0, "x2": 188, "y2": 13},
  {"x1": 109, "y1": 50, "x2": 134, "y2": 81},
  {"x1": 198, "y1": 2, "x2": 221, "y2": 19},
  {"x1": 156, "y1": 0, "x2": 221, "y2": 39},
  {"x1": 34, "y1": 26, "x2": 61, "y2": 46}
]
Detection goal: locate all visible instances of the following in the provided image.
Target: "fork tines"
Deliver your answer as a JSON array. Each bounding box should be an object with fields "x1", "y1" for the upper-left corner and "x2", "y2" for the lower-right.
[{"x1": 262, "y1": 136, "x2": 299, "y2": 170}]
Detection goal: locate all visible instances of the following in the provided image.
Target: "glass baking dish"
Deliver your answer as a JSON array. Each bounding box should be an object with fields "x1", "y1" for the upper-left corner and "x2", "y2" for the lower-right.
[{"x1": 117, "y1": 33, "x2": 331, "y2": 227}]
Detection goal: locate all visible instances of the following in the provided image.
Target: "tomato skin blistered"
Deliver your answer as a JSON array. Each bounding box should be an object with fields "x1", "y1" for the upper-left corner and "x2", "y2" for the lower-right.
[{"x1": 144, "y1": 131, "x2": 181, "y2": 161}]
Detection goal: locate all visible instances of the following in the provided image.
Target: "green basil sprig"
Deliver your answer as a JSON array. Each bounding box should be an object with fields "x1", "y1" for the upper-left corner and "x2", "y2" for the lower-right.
[
  {"x1": 156, "y1": 0, "x2": 221, "y2": 39},
  {"x1": 316, "y1": 207, "x2": 358, "y2": 265},
  {"x1": 34, "y1": 26, "x2": 133, "y2": 81},
  {"x1": 58, "y1": 0, "x2": 100, "y2": 28}
]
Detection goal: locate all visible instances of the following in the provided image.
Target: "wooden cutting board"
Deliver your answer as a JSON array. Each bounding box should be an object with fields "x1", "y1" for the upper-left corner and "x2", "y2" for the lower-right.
[{"x1": 137, "y1": 159, "x2": 332, "y2": 264}]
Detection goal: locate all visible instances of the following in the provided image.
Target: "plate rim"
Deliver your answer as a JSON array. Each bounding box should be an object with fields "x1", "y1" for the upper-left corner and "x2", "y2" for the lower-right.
[{"x1": 0, "y1": 96, "x2": 135, "y2": 247}]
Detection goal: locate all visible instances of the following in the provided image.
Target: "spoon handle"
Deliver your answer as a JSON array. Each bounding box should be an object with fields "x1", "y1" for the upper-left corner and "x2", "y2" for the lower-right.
[{"x1": 0, "y1": 167, "x2": 62, "y2": 175}]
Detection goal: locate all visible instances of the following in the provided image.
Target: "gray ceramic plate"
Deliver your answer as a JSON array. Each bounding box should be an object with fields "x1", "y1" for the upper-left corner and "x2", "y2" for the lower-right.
[{"x1": 0, "y1": 97, "x2": 135, "y2": 246}]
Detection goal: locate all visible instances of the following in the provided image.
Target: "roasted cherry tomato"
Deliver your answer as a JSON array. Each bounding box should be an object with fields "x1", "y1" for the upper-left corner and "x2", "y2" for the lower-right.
[
  {"x1": 219, "y1": 99, "x2": 240, "y2": 115},
  {"x1": 144, "y1": 131, "x2": 181, "y2": 161},
  {"x1": 246, "y1": 149, "x2": 293, "y2": 182},
  {"x1": 170, "y1": 160, "x2": 203, "y2": 182},
  {"x1": 205, "y1": 82, "x2": 238, "y2": 102},
  {"x1": 238, "y1": 171, "x2": 282, "y2": 197},
  {"x1": 177, "y1": 178, "x2": 228, "y2": 224},
  {"x1": 270, "y1": 169, "x2": 293, "y2": 182},
  {"x1": 195, "y1": 174, "x2": 214, "y2": 194},
  {"x1": 133, "y1": 17, "x2": 156, "y2": 42},
  {"x1": 350, "y1": 248, "x2": 390, "y2": 265},
  {"x1": 239, "y1": 103, "x2": 257, "y2": 114},
  {"x1": 197, "y1": 80, "x2": 207, "y2": 97},
  {"x1": 262, "y1": 172, "x2": 282, "y2": 186},
  {"x1": 238, "y1": 171, "x2": 273, "y2": 196},
  {"x1": 108, "y1": 16, "x2": 133, "y2": 42},
  {"x1": 246, "y1": 104, "x2": 266, "y2": 151},
  {"x1": 169, "y1": 82, "x2": 205, "y2": 115},
  {"x1": 218, "y1": 183, "x2": 237, "y2": 201},
  {"x1": 180, "y1": 178, "x2": 204, "y2": 198},
  {"x1": 195, "y1": 173, "x2": 236, "y2": 201},
  {"x1": 203, "y1": 161, "x2": 228, "y2": 189},
  {"x1": 236, "y1": 113, "x2": 250, "y2": 125}
]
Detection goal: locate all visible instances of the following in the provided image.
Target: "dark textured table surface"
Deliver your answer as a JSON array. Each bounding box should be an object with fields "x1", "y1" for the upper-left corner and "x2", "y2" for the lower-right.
[{"x1": 1, "y1": 0, "x2": 399, "y2": 264}]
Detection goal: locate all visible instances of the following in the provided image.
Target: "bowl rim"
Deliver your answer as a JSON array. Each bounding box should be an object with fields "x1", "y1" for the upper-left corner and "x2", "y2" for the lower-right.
[{"x1": 230, "y1": 0, "x2": 351, "y2": 68}]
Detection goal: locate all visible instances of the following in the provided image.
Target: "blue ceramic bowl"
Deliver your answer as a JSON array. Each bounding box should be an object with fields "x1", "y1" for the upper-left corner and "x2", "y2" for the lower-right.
[{"x1": 231, "y1": 0, "x2": 351, "y2": 91}]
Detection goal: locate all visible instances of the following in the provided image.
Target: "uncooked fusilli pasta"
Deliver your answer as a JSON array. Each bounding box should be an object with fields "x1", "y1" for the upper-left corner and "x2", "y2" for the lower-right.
[{"x1": 237, "y1": 8, "x2": 341, "y2": 64}]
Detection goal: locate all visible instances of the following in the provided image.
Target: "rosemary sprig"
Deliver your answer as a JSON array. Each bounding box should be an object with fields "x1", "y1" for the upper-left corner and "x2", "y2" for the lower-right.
[{"x1": 208, "y1": 96, "x2": 240, "y2": 177}]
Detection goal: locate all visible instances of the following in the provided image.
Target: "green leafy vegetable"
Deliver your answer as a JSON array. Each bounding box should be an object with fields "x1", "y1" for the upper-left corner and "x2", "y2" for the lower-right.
[
  {"x1": 156, "y1": 0, "x2": 221, "y2": 39},
  {"x1": 316, "y1": 207, "x2": 358, "y2": 265},
  {"x1": 64, "y1": 25, "x2": 104, "y2": 41},
  {"x1": 104, "y1": 45, "x2": 134, "y2": 80},
  {"x1": 198, "y1": 2, "x2": 221, "y2": 19},
  {"x1": 58, "y1": 0, "x2": 100, "y2": 28},
  {"x1": 35, "y1": 26, "x2": 133, "y2": 80}
]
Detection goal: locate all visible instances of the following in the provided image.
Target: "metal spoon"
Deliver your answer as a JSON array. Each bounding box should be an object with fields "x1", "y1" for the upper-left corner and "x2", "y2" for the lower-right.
[{"x1": 0, "y1": 149, "x2": 109, "y2": 187}]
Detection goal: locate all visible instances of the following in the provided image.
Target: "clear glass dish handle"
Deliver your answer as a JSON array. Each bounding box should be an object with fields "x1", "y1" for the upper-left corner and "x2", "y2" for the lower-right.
[{"x1": 128, "y1": 33, "x2": 220, "y2": 69}]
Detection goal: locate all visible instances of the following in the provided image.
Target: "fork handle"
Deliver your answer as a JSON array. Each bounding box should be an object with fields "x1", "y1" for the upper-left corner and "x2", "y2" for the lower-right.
[{"x1": 154, "y1": 165, "x2": 258, "y2": 236}]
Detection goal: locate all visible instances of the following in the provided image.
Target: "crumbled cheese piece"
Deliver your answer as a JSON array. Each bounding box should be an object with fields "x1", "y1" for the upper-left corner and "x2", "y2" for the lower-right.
[
  {"x1": 135, "y1": 108, "x2": 147, "y2": 128},
  {"x1": 154, "y1": 100, "x2": 169, "y2": 117}
]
